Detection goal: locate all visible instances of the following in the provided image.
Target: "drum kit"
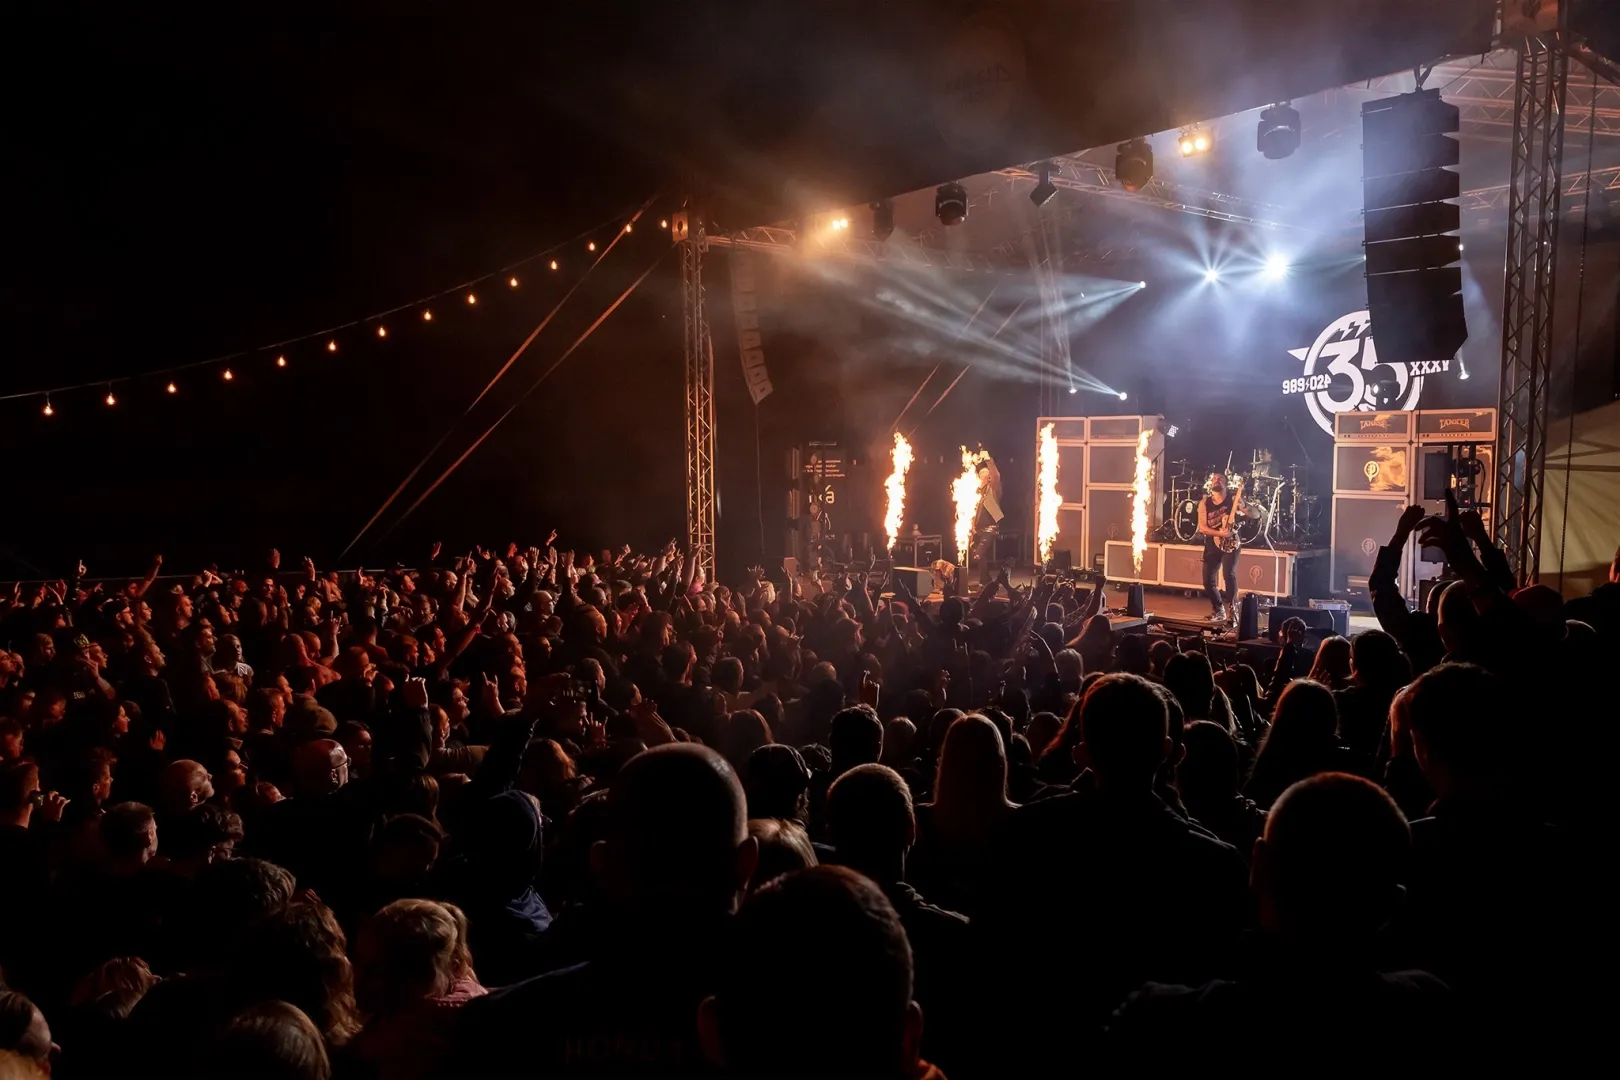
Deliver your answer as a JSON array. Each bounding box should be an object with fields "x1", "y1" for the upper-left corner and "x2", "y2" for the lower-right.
[{"x1": 1159, "y1": 450, "x2": 1322, "y2": 549}]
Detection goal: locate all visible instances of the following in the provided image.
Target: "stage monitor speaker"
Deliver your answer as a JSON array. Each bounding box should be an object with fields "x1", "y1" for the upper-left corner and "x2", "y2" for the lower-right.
[
  {"x1": 1126, "y1": 583, "x2": 1146, "y2": 619},
  {"x1": 1361, "y1": 89, "x2": 1466, "y2": 368},
  {"x1": 1238, "y1": 593, "x2": 1261, "y2": 642},
  {"x1": 1266, "y1": 604, "x2": 1345, "y2": 641},
  {"x1": 889, "y1": 567, "x2": 932, "y2": 599}
]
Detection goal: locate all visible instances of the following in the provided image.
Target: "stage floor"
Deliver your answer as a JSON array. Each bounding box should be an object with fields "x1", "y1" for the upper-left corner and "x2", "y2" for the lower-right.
[{"x1": 1102, "y1": 583, "x2": 1381, "y2": 636}]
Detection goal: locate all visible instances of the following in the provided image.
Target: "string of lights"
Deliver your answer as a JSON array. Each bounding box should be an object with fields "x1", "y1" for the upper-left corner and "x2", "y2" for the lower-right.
[{"x1": 5, "y1": 206, "x2": 678, "y2": 414}]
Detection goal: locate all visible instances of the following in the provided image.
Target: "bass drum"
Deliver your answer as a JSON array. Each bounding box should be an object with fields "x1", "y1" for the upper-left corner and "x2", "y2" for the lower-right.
[
  {"x1": 1236, "y1": 512, "x2": 1266, "y2": 547},
  {"x1": 1173, "y1": 498, "x2": 1202, "y2": 543}
]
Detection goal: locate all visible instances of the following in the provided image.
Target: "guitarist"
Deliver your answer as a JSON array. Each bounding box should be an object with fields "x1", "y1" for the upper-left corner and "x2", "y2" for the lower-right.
[{"x1": 1197, "y1": 471, "x2": 1250, "y2": 623}]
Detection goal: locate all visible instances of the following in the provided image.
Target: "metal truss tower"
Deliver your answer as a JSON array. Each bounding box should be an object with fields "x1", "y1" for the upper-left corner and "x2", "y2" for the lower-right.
[
  {"x1": 678, "y1": 217, "x2": 717, "y2": 577},
  {"x1": 1494, "y1": 27, "x2": 1570, "y2": 586}
]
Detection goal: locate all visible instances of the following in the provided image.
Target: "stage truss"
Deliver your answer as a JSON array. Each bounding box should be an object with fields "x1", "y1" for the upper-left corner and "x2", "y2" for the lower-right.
[
  {"x1": 678, "y1": 218, "x2": 717, "y2": 578},
  {"x1": 1493, "y1": 26, "x2": 1570, "y2": 587}
]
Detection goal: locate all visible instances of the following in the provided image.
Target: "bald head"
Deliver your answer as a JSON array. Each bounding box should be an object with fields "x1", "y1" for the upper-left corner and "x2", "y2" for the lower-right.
[
  {"x1": 158, "y1": 759, "x2": 213, "y2": 817},
  {"x1": 598, "y1": 744, "x2": 755, "y2": 913},
  {"x1": 291, "y1": 739, "x2": 349, "y2": 797}
]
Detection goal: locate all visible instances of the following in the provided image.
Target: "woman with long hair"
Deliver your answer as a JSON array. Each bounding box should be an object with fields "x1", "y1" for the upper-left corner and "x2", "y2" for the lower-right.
[
  {"x1": 910, "y1": 714, "x2": 1018, "y2": 916},
  {"x1": 351, "y1": 899, "x2": 486, "y2": 1080},
  {"x1": 1305, "y1": 635, "x2": 1353, "y2": 692},
  {"x1": 1242, "y1": 679, "x2": 1354, "y2": 809}
]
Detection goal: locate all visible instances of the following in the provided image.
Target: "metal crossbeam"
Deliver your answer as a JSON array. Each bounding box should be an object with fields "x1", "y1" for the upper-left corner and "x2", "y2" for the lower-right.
[
  {"x1": 1355, "y1": 53, "x2": 1620, "y2": 139},
  {"x1": 1494, "y1": 32, "x2": 1570, "y2": 586},
  {"x1": 1461, "y1": 165, "x2": 1620, "y2": 213},
  {"x1": 705, "y1": 222, "x2": 1133, "y2": 273},
  {"x1": 680, "y1": 229, "x2": 717, "y2": 577},
  {"x1": 995, "y1": 158, "x2": 1301, "y2": 231}
]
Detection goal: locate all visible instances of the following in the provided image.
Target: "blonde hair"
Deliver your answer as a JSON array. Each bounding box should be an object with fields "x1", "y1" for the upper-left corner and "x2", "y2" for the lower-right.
[{"x1": 355, "y1": 899, "x2": 474, "y2": 1016}]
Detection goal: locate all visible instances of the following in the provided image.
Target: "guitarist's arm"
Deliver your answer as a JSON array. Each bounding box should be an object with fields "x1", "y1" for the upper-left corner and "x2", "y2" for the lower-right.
[{"x1": 1195, "y1": 497, "x2": 1220, "y2": 538}]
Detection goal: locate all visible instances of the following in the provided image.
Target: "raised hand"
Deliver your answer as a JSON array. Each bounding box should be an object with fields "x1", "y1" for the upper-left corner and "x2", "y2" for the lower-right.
[
  {"x1": 39, "y1": 791, "x2": 69, "y2": 824},
  {"x1": 1397, "y1": 504, "x2": 1426, "y2": 538},
  {"x1": 430, "y1": 541, "x2": 443, "y2": 561},
  {"x1": 402, "y1": 676, "x2": 430, "y2": 710}
]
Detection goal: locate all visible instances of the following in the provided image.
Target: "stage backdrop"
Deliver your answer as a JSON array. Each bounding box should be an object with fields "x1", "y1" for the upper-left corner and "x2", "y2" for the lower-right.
[{"x1": 706, "y1": 223, "x2": 1617, "y2": 583}]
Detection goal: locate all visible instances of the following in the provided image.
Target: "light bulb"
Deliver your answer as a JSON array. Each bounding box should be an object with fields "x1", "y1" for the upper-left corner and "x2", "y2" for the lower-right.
[
  {"x1": 105, "y1": 391, "x2": 116, "y2": 406},
  {"x1": 167, "y1": 382, "x2": 178, "y2": 394},
  {"x1": 327, "y1": 340, "x2": 338, "y2": 353},
  {"x1": 549, "y1": 259, "x2": 558, "y2": 271},
  {"x1": 276, "y1": 355, "x2": 288, "y2": 367},
  {"x1": 43, "y1": 401, "x2": 54, "y2": 417},
  {"x1": 587, "y1": 241, "x2": 596, "y2": 252},
  {"x1": 659, "y1": 219, "x2": 668, "y2": 229},
  {"x1": 509, "y1": 276, "x2": 519, "y2": 287},
  {"x1": 223, "y1": 368, "x2": 234, "y2": 381},
  {"x1": 623, "y1": 224, "x2": 632, "y2": 233},
  {"x1": 422, "y1": 310, "x2": 433, "y2": 322},
  {"x1": 466, "y1": 293, "x2": 477, "y2": 305}
]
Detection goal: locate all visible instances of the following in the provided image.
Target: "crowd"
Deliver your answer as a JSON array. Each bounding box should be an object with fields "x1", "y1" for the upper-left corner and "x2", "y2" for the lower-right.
[{"x1": 0, "y1": 503, "x2": 1611, "y2": 1077}]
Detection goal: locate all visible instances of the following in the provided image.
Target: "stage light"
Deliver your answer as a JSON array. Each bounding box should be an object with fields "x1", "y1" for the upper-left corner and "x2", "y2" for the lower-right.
[
  {"x1": 1115, "y1": 139, "x2": 1153, "y2": 191},
  {"x1": 276, "y1": 355, "x2": 288, "y2": 367},
  {"x1": 870, "y1": 199, "x2": 895, "y2": 242},
  {"x1": 327, "y1": 340, "x2": 338, "y2": 352},
  {"x1": 223, "y1": 368, "x2": 234, "y2": 381},
  {"x1": 1262, "y1": 254, "x2": 1290, "y2": 281},
  {"x1": 1030, "y1": 161, "x2": 1057, "y2": 208},
  {"x1": 623, "y1": 224, "x2": 632, "y2": 233},
  {"x1": 1118, "y1": 391, "x2": 1129, "y2": 400},
  {"x1": 1203, "y1": 268, "x2": 1221, "y2": 283},
  {"x1": 1257, "y1": 103, "x2": 1301, "y2": 160},
  {"x1": 422, "y1": 310, "x2": 433, "y2": 321},
  {"x1": 376, "y1": 326, "x2": 388, "y2": 338},
  {"x1": 659, "y1": 219, "x2": 668, "y2": 229},
  {"x1": 1137, "y1": 281, "x2": 1146, "y2": 289},
  {"x1": 1178, "y1": 128, "x2": 1212, "y2": 157},
  {"x1": 1068, "y1": 386, "x2": 1078, "y2": 395},
  {"x1": 935, "y1": 182, "x2": 969, "y2": 226},
  {"x1": 167, "y1": 382, "x2": 177, "y2": 394},
  {"x1": 43, "y1": 398, "x2": 53, "y2": 417}
]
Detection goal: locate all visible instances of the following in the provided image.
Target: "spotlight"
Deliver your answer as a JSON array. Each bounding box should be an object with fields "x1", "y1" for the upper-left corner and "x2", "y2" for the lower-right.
[
  {"x1": 935, "y1": 182, "x2": 969, "y2": 226},
  {"x1": 1262, "y1": 254, "x2": 1290, "y2": 281},
  {"x1": 1118, "y1": 391, "x2": 1129, "y2": 400},
  {"x1": 223, "y1": 368, "x2": 234, "y2": 381},
  {"x1": 870, "y1": 199, "x2": 895, "y2": 242},
  {"x1": 105, "y1": 390, "x2": 116, "y2": 406},
  {"x1": 1115, "y1": 139, "x2": 1153, "y2": 192},
  {"x1": 1029, "y1": 161, "x2": 1057, "y2": 208},
  {"x1": 1068, "y1": 387, "x2": 1078, "y2": 395},
  {"x1": 1137, "y1": 281, "x2": 1147, "y2": 289},
  {"x1": 1256, "y1": 103, "x2": 1301, "y2": 160},
  {"x1": 1203, "y1": 268, "x2": 1221, "y2": 283},
  {"x1": 1178, "y1": 128, "x2": 1212, "y2": 157},
  {"x1": 42, "y1": 399, "x2": 53, "y2": 417}
]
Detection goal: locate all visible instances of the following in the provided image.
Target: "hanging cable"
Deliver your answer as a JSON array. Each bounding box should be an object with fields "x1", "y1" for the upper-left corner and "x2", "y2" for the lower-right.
[
  {"x1": 1557, "y1": 71, "x2": 1598, "y2": 580},
  {"x1": 369, "y1": 247, "x2": 669, "y2": 547},
  {"x1": 339, "y1": 194, "x2": 660, "y2": 559}
]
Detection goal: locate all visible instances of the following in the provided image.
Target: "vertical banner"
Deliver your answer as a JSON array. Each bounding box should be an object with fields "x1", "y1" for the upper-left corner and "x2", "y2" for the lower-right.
[{"x1": 730, "y1": 251, "x2": 773, "y2": 404}]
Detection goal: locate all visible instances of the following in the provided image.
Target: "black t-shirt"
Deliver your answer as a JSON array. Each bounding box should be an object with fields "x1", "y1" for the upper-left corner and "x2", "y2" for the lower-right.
[{"x1": 1201, "y1": 493, "x2": 1235, "y2": 552}]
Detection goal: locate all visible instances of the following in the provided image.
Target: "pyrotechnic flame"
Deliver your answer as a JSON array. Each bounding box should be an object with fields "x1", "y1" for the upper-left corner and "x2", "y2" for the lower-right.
[
  {"x1": 1037, "y1": 422, "x2": 1061, "y2": 564},
  {"x1": 883, "y1": 432, "x2": 914, "y2": 553},
  {"x1": 1132, "y1": 429, "x2": 1154, "y2": 574},
  {"x1": 952, "y1": 446, "x2": 987, "y2": 561}
]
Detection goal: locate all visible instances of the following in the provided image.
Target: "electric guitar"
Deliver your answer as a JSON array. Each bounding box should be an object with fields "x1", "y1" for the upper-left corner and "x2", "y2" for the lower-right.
[{"x1": 1215, "y1": 476, "x2": 1245, "y2": 554}]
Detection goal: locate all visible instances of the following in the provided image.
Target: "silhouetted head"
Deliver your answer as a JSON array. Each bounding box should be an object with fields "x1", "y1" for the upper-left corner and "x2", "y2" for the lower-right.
[
  {"x1": 1077, "y1": 673, "x2": 1169, "y2": 789},
  {"x1": 593, "y1": 744, "x2": 756, "y2": 915},
  {"x1": 1254, "y1": 773, "x2": 1409, "y2": 940},
  {"x1": 701, "y1": 866, "x2": 920, "y2": 1078},
  {"x1": 827, "y1": 763, "x2": 915, "y2": 885}
]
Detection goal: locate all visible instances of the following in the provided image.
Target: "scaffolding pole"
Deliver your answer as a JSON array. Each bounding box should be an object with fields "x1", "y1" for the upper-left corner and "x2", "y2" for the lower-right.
[
  {"x1": 1494, "y1": 29, "x2": 1569, "y2": 586},
  {"x1": 679, "y1": 221, "x2": 717, "y2": 578}
]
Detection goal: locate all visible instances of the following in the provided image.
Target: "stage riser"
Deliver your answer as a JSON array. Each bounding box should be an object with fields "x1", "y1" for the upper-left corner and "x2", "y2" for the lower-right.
[{"x1": 1103, "y1": 541, "x2": 1298, "y2": 599}]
